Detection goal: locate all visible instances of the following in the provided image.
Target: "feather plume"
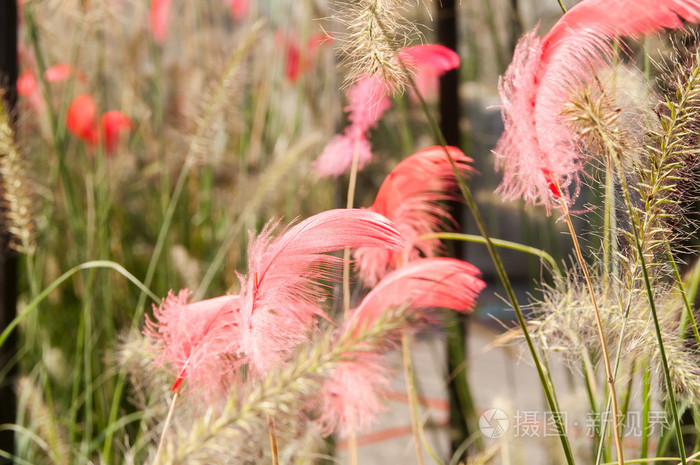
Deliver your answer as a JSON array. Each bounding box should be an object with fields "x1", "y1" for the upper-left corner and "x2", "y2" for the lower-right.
[
  {"x1": 144, "y1": 291, "x2": 243, "y2": 396},
  {"x1": 354, "y1": 145, "x2": 474, "y2": 286},
  {"x1": 320, "y1": 257, "x2": 485, "y2": 435},
  {"x1": 399, "y1": 44, "x2": 460, "y2": 100},
  {"x1": 238, "y1": 209, "x2": 404, "y2": 374},
  {"x1": 495, "y1": 0, "x2": 700, "y2": 212},
  {"x1": 313, "y1": 44, "x2": 459, "y2": 177}
]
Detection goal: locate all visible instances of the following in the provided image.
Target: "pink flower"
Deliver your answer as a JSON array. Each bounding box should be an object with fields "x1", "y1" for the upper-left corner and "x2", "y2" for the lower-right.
[
  {"x1": 495, "y1": 0, "x2": 700, "y2": 212},
  {"x1": 399, "y1": 44, "x2": 460, "y2": 100},
  {"x1": 101, "y1": 111, "x2": 134, "y2": 154},
  {"x1": 144, "y1": 291, "x2": 243, "y2": 396},
  {"x1": 354, "y1": 145, "x2": 474, "y2": 286},
  {"x1": 66, "y1": 94, "x2": 99, "y2": 145},
  {"x1": 319, "y1": 258, "x2": 485, "y2": 435},
  {"x1": 237, "y1": 209, "x2": 403, "y2": 375},
  {"x1": 150, "y1": 0, "x2": 173, "y2": 44}
]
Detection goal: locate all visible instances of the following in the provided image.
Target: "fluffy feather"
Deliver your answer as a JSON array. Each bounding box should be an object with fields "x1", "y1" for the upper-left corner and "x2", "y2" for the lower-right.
[
  {"x1": 144, "y1": 291, "x2": 243, "y2": 396},
  {"x1": 354, "y1": 145, "x2": 474, "y2": 286},
  {"x1": 313, "y1": 43, "x2": 459, "y2": 177},
  {"x1": 238, "y1": 209, "x2": 404, "y2": 374},
  {"x1": 399, "y1": 44, "x2": 460, "y2": 99},
  {"x1": 495, "y1": 0, "x2": 700, "y2": 212},
  {"x1": 319, "y1": 257, "x2": 485, "y2": 435}
]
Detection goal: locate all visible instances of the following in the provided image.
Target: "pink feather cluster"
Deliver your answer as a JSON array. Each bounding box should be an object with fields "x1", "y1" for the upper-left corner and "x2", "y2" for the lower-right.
[
  {"x1": 354, "y1": 145, "x2": 474, "y2": 286},
  {"x1": 494, "y1": 0, "x2": 700, "y2": 212},
  {"x1": 319, "y1": 258, "x2": 485, "y2": 435},
  {"x1": 313, "y1": 44, "x2": 460, "y2": 178},
  {"x1": 144, "y1": 209, "x2": 403, "y2": 396}
]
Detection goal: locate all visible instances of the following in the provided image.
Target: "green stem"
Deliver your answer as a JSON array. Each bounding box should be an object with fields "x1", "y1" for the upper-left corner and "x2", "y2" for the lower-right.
[
  {"x1": 668, "y1": 241, "x2": 700, "y2": 347},
  {"x1": 641, "y1": 365, "x2": 651, "y2": 459},
  {"x1": 611, "y1": 152, "x2": 687, "y2": 465},
  {"x1": 421, "y1": 232, "x2": 561, "y2": 276},
  {"x1": 405, "y1": 68, "x2": 576, "y2": 465},
  {"x1": 0, "y1": 261, "x2": 158, "y2": 350}
]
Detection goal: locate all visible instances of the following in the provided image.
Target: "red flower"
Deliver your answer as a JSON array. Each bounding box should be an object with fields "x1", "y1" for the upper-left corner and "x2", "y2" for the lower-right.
[
  {"x1": 66, "y1": 94, "x2": 99, "y2": 145},
  {"x1": 101, "y1": 111, "x2": 133, "y2": 154},
  {"x1": 150, "y1": 0, "x2": 173, "y2": 44},
  {"x1": 66, "y1": 95, "x2": 133, "y2": 153}
]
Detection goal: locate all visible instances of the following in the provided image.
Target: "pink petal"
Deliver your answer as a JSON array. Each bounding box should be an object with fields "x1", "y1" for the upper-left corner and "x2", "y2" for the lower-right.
[
  {"x1": 318, "y1": 353, "x2": 391, "y2": 436},
  {"x1": 345, "y1": 74, "x2": 392, "y2": 133}
]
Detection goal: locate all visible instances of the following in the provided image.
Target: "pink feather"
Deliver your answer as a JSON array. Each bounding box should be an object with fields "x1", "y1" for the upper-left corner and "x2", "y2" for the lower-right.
[
  {"x1": 144, "y1": 291, "x2": 243, "y2": 396},
  {"x1": 354, "y1": 145, "x2": 474, "y2": 286},
  {"x1": 238, "y1": 209, "x2": 404, "y2": 374},
  {"x1": 319, "y1": 257, "x2": 485, "y2": 435},
  {"x1": 399, "y1": 44, "x2": 460, "y2": 99},
  {"x1": 495, "y1": 0, "x2": 700, "y2": 212}
]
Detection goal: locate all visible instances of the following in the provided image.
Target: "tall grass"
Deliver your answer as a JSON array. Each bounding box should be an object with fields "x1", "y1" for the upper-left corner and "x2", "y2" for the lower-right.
[{"x1": 3, "y1": 1, "x2": 700, "y2": 465}]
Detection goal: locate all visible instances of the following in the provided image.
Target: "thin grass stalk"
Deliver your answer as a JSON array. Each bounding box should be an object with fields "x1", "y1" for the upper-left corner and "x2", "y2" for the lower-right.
[
  {"x1": 595, "y1": 294, "x2": 634, "y2": 465},
  {"x1": 610, "y1": 150, "x2": 687, "y2": 465},
  {"x1": 664, "y1": 241, "x2": 700, "y2": 346},
  {"x1": 602, "y1": 164, "x2": 616, "y2": 289},
  {"x1": 641, "y1": 365, "x2": 651, "y2": 459},
  {"x1": 339, "y1": 117, "x2": 364, "y2": 465},
  {"x1": 153, "y1": 390, "x2": 179, "y2": 465},
  {"x1": 421, "y1": 232, "x2": 562, "y2": 276},
  {"x1": 344, "y1": 428, "x2": 356, "y2": 465},
  {"x1": 266, "y1": 414, "x2": 280, "y2": 465},
  {"x1": 194, "y1": 133, "x2": 319, "y2": 300},
  {"x1": 556, "y1": 194, "x2": 624, "y2": 465},
  {"x1": 342, "y1": 143, "x2": 362, "y2": 319},
  {"x1": 404, "y1": 68, "x2": 576, "y2": 464},
  {"x1": 401, "y1": 332, "x2": 425, "y2": 465},
  {"x1": 23, "y1": 8, "x2": 80, "y2": 236},
  {"x1": 0, "y1": 260, "x2": 157, "y2": 350}
]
